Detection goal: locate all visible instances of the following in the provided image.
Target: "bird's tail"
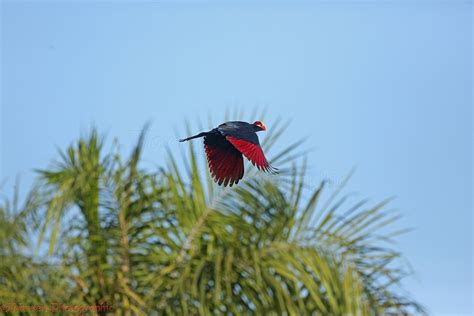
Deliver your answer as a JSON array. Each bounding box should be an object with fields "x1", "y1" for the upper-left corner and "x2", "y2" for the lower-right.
[{"x1": 179, "y1": 132, "x2": 208, "y2": 142}]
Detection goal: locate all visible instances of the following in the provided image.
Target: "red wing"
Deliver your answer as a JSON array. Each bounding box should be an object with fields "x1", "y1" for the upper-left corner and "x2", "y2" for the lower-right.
[
  {"x1": 226, "y1": 136, "x2": 278, "y2": 174},
  {"x1": 204, "y1": 134, "x2": 244, "y2": 187}
]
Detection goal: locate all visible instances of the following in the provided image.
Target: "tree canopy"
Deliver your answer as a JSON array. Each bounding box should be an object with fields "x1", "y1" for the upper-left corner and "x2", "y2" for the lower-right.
[{"x1": 0, "y1": 118, "x2": 424, "y2": 315}]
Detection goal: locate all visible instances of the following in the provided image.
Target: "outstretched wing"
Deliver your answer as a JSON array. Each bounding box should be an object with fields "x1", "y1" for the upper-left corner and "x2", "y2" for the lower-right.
[
  {"x1": 225, "y1": 136, "x2": 278, "y2": 174},
  {"x1": 204, "y1": 133, "x2": 244, "y2": 187}
]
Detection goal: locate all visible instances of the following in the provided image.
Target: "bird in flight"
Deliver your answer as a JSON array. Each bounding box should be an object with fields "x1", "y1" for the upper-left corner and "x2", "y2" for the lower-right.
[{"x1": 180, "y1": 121, "x2": 278, "y2": 187}]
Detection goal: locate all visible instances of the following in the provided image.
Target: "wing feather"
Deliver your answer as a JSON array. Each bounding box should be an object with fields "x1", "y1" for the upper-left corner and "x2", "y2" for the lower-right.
[
  {"x1": 226, "y1": 136, "x2": 278, "y2": 174},
  {"x1": 204, "y1": 134, "x2": 244, "y2": 187}
]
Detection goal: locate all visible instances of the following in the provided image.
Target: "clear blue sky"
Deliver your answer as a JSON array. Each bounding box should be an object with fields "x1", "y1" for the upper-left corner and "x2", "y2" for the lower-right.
[{"x1": 1, "y1": 1, "x2": 472, "y2": 314}]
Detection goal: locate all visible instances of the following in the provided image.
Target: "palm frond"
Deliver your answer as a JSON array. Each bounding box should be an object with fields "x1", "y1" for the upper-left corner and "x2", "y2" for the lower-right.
[{"x1": 0, "y1": 117, "x2": 424, "y2": 315}]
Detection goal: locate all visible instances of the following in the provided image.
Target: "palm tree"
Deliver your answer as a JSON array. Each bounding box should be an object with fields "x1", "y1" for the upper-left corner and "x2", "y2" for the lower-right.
[
  {"x1": 0, "y1": 183, "x2": 77, "y2": 310},
  {"x1": 1, "y1": 116, "x2": 423, "y2": 315},
  {"x1": 36, "y1": 129, "x2": 153, "y2": 314}
]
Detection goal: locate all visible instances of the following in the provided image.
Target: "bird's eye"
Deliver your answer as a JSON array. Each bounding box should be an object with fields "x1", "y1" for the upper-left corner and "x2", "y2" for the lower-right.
[{"x1": 253, "y1": 121, "x2": 264, "y2": 128}]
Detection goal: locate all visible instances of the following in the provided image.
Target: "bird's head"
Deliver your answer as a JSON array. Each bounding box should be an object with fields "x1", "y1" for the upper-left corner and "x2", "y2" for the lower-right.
[{"x1": 252, "y1": 120, "x2": 266, "y2": 132}]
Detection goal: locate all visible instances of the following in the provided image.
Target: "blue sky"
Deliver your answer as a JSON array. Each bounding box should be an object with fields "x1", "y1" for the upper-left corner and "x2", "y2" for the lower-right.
[{"x1": 1, "y1": 1, "x2": 472, "y2": 314}]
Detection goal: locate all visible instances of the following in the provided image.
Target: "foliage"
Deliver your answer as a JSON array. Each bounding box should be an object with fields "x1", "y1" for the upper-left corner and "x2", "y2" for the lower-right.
[
  {"x1": 0, "y1": 183, "x2": 78, "y2": 308},
  {"x1": 0, "y1": 118, "x2": 424, "y2": 315}
]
